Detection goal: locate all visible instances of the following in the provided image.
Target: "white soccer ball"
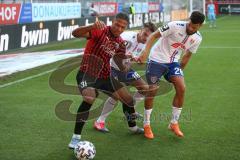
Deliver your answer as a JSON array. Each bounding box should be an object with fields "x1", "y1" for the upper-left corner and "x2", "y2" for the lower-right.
[{"x1": 74, "y1": 141, "x2": 96, "y2": 160}]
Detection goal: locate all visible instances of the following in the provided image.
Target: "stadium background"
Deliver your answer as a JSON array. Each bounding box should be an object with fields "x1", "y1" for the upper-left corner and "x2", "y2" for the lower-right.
[{"x1": 0, "y1": 0, "x2": 240, "y2": 160}]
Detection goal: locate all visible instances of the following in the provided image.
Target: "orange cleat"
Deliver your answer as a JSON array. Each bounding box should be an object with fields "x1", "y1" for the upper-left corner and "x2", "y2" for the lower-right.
[
  {"x1": 144, "y1": 125, "x2": 154, "y2": 139},
  {"x1": 168, "y1": 123, "x2": 184, "y2": 137}
]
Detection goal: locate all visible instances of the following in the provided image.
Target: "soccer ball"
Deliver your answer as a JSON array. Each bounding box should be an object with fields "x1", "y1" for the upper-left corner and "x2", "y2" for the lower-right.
[{"x1": 74, "y1": 141, "x2": 96, "y2": 160}]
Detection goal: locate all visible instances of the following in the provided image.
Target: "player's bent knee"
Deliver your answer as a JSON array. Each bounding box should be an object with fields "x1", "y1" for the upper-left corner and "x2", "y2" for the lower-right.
[
  {"x1": 128, "y1": 98, "x2": 135, "y2": 107},
  {"x1": 178, "y1": 85, "x2": 186, "y2": 93},
  {"x1": 175, "y1": 85, "x2": 185, "y2": 97},
  {"x1": 148, "y1": 85, "x2": 159, "y2": 95},
  {"x1": 125, "y1": 97, "x2": 135, "y2": 107},
  {"x1": 83, "y1": 96, "x2": 96, "y2": 104},
  {"x1": 81, "y1": 88, "x2": 97, "y2": 104},
  {"x1": 138, "y1": 85, "x2": 149, "y2": 96}
]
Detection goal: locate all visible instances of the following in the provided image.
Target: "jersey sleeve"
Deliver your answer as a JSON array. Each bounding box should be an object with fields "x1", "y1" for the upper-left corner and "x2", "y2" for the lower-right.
[
  {"x1": 89, "y1": 27, "x2": 103, "y2": 40},
  {"x1": 188, "y1": 39, "x2": 202, "y2": 54},
  {"x1": 120, "y1": 31, "x2": 129, "y2": 40},
  {"x1": 120, "y1": 31, "x2": 134, "y2": 51},
  {"x1": 158, "y1": 21, "x2": 176, "y2": 37}
]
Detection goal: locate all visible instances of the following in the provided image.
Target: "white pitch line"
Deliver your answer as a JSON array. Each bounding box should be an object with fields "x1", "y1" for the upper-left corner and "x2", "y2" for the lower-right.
[
  {"x1": 0, "y1": 45, "x2": 239, "y2": 89},
  {"x1": 0, "y1": 68, "x2": 56, "y2": 89},
  {"x1": 0, "y1": 55, "x2": 81, "y2": 89},
  {"x1": 200, "y1": 46, "x2": 240, "y2": 49},
  {"x1": 201, "y1": 29, "x2": 240, "y2": 33}
]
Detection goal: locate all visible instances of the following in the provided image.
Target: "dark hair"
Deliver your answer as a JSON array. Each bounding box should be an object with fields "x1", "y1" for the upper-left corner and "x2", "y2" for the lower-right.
[
  {"x1": 115, "y1": 12, "x2": 130, "y2": 23},
  {"x1": 143, "y1": 22, "x2": 157, "y2": 32},
  {"x1": 190, "y1": 11, "x2": 205, "y2": 24}
]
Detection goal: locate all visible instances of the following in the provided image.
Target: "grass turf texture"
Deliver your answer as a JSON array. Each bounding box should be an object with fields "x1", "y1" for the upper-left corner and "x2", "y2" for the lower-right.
[{"x1": 0, "y1": 16, "x2": 240, "y2": 160}]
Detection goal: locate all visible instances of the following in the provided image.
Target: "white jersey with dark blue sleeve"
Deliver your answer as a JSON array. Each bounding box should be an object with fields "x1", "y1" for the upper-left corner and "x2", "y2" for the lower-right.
[
  {"x1": 149, "y1": 21, "x2": 202, "y2": 63},
  {"x1": 110, "y1": 31, "x2": 145, "y2": 70}
]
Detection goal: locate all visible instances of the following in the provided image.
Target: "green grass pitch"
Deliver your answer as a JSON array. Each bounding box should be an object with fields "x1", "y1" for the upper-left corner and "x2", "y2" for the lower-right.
[{"x1": 0, "y1": 15, "x2": 240, "y2": 160}]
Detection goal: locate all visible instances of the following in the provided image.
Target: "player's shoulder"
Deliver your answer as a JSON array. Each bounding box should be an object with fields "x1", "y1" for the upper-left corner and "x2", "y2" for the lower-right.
[
  {"x1": 121, "y1": 31, "x2": 137, "y2": 40},
  {"x1": 167, "y1": 21, "x2": 187, "y2": 31},
  {"x1": 192, "y1": 31, "x2": 202, "y2": 43},
  {"x1": 195, "y1": 31, "x2": 202, "y2": 39},
  {"x1": 159, "y1": 21, "x2": 185, "y2": 32},
  {"x1": 172, "y1": 21, "x2": 187, "y2": 27},
  {"x1": 117, "y1": 36, "x2": 125, "y2": 43}
]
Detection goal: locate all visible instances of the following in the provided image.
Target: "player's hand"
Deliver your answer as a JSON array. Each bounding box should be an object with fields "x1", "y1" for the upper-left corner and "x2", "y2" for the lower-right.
[
  {"x1": 131, "y1": 57, "x2": 139, "y2": 62},
  {"x1": 93, "y1": 16, "x2": 106, "y2": 30},
  {"x1": 136, "y1": 50, "x2": 148, "y2": 64},
  {"x1": 122, "y1": 66, "x2": 131, "y2": 73},
  {"x1": 126, "y1": 54, "x2": 133, "y2": 59}
]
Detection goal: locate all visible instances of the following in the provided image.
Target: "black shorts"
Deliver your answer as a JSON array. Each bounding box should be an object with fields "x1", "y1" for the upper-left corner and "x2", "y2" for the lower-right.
[{"x1": 76, "y1": 70, "x2": 123, "y2": 95}]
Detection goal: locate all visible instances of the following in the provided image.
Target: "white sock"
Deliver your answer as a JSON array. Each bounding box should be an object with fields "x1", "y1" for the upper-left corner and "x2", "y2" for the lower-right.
[
  {"x1": 97, "y1": 97, "x2": 117, "y2": 123},
  {"x1": 133, "y1": 91, "x2": 144, "y2": 108},
  {"x1": 144, "y1": 108, "x2": 152, "y2": 126},
  {"x1": 170, "y1": 106, "x2": 182, "y2": 124},
  {"x1": 129, "y1": 126, "x2": 138, "y2": 132},
  {"x1": 72, "y1": 134, "x2": 81, "y2": 140}
]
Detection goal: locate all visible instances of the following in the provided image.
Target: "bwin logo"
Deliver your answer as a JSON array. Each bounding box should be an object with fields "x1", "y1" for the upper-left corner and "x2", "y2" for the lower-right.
[
  {"x1": 0, "y1": 34, "x2": 9, "y2": 52},
  {"x1": 21, "y1": 26, "x2": 49, "y2": 48},
  {"x1": 57, "y1": 22, "x2": 79, "y2": 41}
]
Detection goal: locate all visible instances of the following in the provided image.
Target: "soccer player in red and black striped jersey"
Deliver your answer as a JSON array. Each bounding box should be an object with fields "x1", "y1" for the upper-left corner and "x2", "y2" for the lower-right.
[{"x1": 68, "y1": 12, "x2": 143, "y2": 149}]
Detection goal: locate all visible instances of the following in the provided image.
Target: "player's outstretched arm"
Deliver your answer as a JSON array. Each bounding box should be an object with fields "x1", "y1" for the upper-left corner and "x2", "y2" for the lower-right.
[
  {"x1": 138, "y1": 30, "x2": 161, "y2": 63},
  {"x1": 72, "y1": 17, "x2": 105, "y2": 38},
  {"x1": 180, "y1": 51, "x2": 192, "y2": 70},
  {"x1": 113, "y1": 53, "x2": 132, "y2": 72}
]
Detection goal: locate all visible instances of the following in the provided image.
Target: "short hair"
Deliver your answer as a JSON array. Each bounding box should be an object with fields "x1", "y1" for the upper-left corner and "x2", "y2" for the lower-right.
[
  {"x1": 143, "y1": 22, "x2": 157, "y2": 32},
  {"x1": 115, "y1": 12, "x2": 129, "y2": 23},
  {"x1": 190, "y1": 11, "x2": 205, "y2": 24}
]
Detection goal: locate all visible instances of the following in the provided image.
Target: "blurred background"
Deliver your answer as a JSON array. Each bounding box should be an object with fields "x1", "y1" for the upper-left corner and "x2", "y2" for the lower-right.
[{"x1": 1, "y1": 0, "x2": 238, "y2": 52}]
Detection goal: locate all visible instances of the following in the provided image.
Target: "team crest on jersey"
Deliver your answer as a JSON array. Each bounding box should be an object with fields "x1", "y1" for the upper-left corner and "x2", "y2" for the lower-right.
[
  {"x1": 150, "y1": 76, "x2": 158, "y2": 84},
  {"x1": 160, "y1": 24, "x2": 169, "y2": 32}
]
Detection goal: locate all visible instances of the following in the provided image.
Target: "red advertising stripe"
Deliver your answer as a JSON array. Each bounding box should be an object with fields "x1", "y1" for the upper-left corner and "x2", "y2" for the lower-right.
[
  {"x1": 93, "y1": 2, "x2": 118, "y2": 16},
  {"x1": 148, "y1": 2, "x2": 160, "y2": 12},
  {"x1": 0, "y1": 3, "x2": 21, "y2": 25}
]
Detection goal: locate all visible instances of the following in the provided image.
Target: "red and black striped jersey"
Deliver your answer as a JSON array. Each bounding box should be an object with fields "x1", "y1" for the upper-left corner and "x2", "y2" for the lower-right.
[{"x1": 80, "y1": 26, "x2": 126, "y2": 79}]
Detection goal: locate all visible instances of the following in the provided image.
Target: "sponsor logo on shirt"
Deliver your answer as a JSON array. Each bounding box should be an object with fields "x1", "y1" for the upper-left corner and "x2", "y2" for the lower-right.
[
  {"x1": 171, "y1": 43, "x2": 186, "y2": 50},
  {"x1": 100, "y1": 36, "x2": 124, "y2": 56},
  {"x1": 176, "y1": 23, "x2": 184, "y2": 26}
]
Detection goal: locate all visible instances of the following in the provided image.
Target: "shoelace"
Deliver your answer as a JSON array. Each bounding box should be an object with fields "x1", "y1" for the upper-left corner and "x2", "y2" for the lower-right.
[
  {"x1": 145, "y1": 126, "x2": 152, "y2": 134},
  {"x1": 97, "y1": 122, "x2": 105, "y2": 129}
]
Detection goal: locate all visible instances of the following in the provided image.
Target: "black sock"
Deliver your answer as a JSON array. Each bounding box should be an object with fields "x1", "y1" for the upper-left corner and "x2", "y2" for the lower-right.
[
  {"x1": 74, "y1": 101, "x2": 92, "y2": 135},
  {"x1": 122, "y1": 103, "x2": 136, "y2": 127}
]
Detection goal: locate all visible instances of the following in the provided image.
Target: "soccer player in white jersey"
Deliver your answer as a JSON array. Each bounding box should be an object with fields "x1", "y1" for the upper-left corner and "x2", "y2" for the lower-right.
[
  {"x1": 138, "y1": 11, "x2": 205, "y2": 139},
  {"x1": 94, "y1": 22, "x2": 157, "y2": 132}
]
